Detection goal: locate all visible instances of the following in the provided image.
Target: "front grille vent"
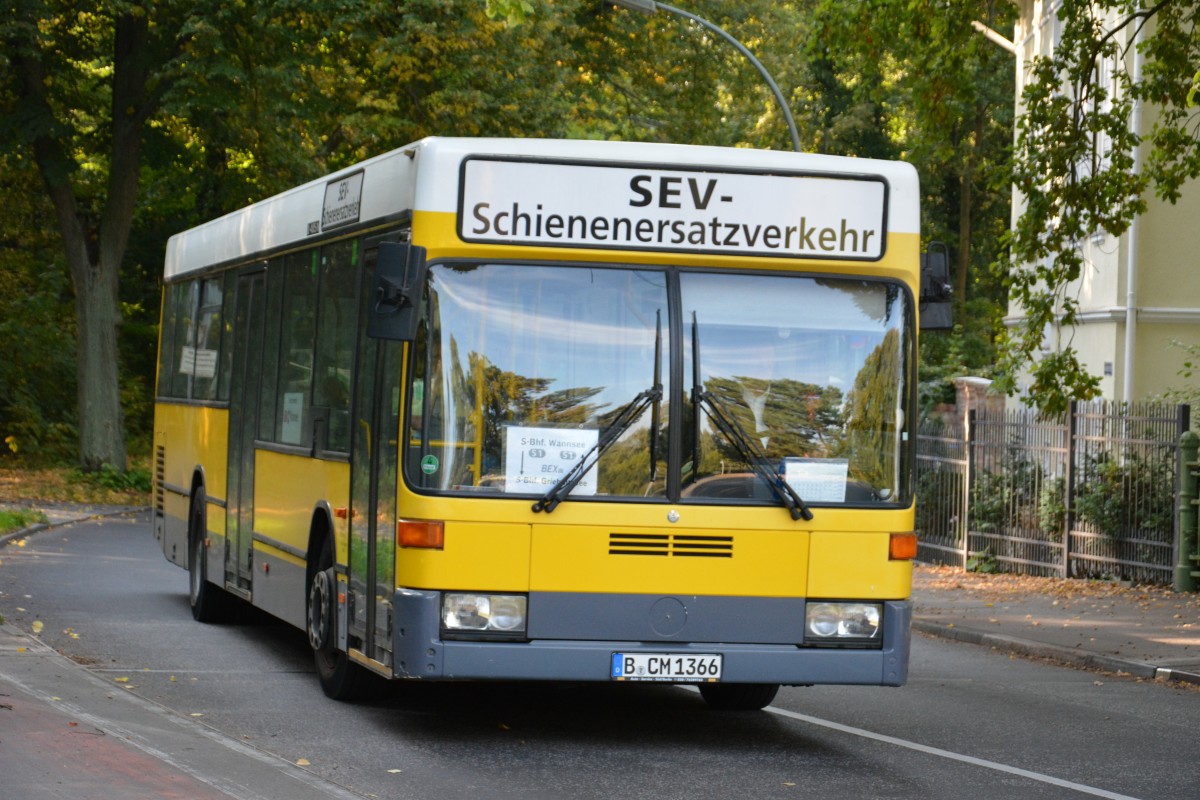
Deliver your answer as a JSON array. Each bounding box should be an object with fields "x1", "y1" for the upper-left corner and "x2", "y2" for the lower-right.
[{"x1": 609, "y1": 533, "x2": 733, "y2": 558}]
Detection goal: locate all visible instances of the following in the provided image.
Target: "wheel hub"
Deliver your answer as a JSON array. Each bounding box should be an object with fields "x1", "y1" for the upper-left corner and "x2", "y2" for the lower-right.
[{"x1": 307, "y1": 567, "x2": 334, "y2": 651}]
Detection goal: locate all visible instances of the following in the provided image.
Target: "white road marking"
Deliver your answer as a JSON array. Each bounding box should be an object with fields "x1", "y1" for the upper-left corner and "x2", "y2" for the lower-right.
[{"x1": 766, "y1": 705, "x2": 1143, "y2": 800}]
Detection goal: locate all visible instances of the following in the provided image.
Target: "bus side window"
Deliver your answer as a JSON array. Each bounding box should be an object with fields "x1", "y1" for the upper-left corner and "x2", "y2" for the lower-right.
[
  {"x1": 157, "y1": 282, "x2": 181, "y2": 398},
  {"x1": 170, "y1": 281, "x2": 199, "y2": 399},
  {"x1": 191, "y1": 278, "x2": 224, "y2": 401},
  {"x1": 258, "y1": 260, "x2": 284, "y2": 440},
  {"x1": 313, "y1": 239, "x2": 359, "y2": 452},
  {"x1": 276, "y1": 251, "x2": 317, "y2": 447}
]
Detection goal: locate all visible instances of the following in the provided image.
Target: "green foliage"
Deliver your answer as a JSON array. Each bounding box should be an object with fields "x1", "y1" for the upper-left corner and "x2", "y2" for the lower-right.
[
  {"x1": 966, "y1": 546, "x2": 999, "y2": 574},
  {"x1": 1003, "y1": 1, "x2": 1200, "y2": 415},
  {"x1": 1038, "y1": 476, "x2": 1067, "y2": 540},
  {"x1": 0, "y1": 508, "x2": 49, "y2": 536},
  {"x1": 1074, "y1": 449, "x2": 1174, "y2": 539},
  {"x1": 1157, "y1": 340, "x2": 1200, "y2": 426},
  {"x1": 0, "y1": 155, "x2": 78, "y2": 464},
  {"x1": 0, "y1": 0, "x2": 1019, "y2": 468},
  {"x1": 484, "y1": 0, "x2": 534, "y2": 26},
  {"x1": 970, "y1": 445, "x2": 1060, "y2": 537},
  {"x1": 919, "y1": 297, "x2": 1001, "y2": 413},
  {"x1": 67, "y1": 463, "x2": 153, "y2": 495}
]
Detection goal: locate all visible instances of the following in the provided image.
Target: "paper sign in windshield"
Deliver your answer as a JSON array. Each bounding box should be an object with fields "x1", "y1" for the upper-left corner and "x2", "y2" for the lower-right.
[
  {"x1": 784, "y1": 458, "x2": 850, "y2": 503},
  {"x1": 505, "y1": 426, "x2": 598, "y2": 495}
]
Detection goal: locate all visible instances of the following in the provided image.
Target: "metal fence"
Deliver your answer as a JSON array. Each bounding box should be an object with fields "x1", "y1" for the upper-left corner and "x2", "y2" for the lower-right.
[{"x1": 916, "y1": 401, "x2": 1190, "y2": 583}]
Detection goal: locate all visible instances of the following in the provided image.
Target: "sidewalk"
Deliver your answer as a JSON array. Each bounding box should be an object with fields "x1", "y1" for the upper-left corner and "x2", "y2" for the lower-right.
[{"x1": 913, "y1": 564, "x2": 1200, "y2": 685}]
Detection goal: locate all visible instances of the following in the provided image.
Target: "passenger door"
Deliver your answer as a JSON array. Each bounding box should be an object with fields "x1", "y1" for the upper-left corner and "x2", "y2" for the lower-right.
[
  {"x1": 225, "y1": 269, "x2": 266, "y2": 594},
  {"x1": 346, "y1": 239, "x2": 405, "y2": 667}
]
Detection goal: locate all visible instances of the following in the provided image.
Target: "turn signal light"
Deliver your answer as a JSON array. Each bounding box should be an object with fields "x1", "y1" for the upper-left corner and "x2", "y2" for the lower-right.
[
  {"x1": 398, "y1": 519, "x2": 444, "y2": 549},
  {"x1": 889, "y1": 532, "x2": 918, "y2": 561}
]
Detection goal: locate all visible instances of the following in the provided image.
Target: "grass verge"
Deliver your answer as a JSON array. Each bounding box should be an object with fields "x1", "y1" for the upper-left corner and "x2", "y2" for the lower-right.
[{"x1": 0, "y1": 508, "x2": 49, "y2": 536}]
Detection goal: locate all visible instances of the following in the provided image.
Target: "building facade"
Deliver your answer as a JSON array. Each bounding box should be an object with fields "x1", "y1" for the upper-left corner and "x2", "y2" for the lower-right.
[{"x1": 1007, "y1": 0, "x2": 1200, "y2": 404}]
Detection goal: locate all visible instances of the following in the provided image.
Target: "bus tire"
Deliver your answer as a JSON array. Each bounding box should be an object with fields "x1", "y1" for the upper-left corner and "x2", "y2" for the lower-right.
[
  {"x1": 698, "y1": 682, "x2": 780, "y2": 711},
  {"x1": 308, "y1": 536, "x2": 368, "y2": 701},
  {"x1": 188, "y1": 487, "x2": 232, "y2": 623}
]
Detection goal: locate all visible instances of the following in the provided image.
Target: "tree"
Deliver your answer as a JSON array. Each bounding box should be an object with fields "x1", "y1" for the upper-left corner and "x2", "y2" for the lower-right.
[
  {"x1": 0, "y1": 4, "x2": 176, "y2": 470},
  {"x1": 0, "y1": 1, "x2": 397, "y2": 469},
  {"x1": 1001, "y1": 0, "x2": 1200, "y2": 416},
  {"x1": 805, "y1": 0, "x2": 1015, "y2": 406}
]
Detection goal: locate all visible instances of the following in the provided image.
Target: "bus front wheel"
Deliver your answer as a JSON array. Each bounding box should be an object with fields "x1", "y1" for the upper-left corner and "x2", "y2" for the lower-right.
[
  {"x1": 308, "y1": 537, "x2": 368, "y2": 701},
  {"x1": 698, "y1": 682, "x2": 780, "y2": 711}
]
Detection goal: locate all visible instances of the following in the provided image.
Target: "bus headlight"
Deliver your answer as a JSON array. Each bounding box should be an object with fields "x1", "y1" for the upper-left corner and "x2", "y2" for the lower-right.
[
  {"x1": 804, "y1": 602, "x2": 882, "y2": 646},
  {"x1": 442, "y1": 593, "x2": 527, "y2": 636}
]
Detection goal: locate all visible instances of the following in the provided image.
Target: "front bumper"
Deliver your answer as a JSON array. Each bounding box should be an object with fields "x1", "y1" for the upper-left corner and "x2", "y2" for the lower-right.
[{"x1": 393, "y1": 590, "x2": 911, "y2": 686}]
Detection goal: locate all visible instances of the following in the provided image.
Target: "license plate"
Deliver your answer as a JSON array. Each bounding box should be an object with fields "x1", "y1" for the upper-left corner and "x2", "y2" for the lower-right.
[{"x1": 611, "y1": 652, "x2": 722, "y2": 682}]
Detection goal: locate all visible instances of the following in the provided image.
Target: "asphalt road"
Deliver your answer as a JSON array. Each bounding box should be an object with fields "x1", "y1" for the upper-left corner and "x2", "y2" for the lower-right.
[{"x1": 1, "y1": 513, "x2": 1197, "y2": 800}]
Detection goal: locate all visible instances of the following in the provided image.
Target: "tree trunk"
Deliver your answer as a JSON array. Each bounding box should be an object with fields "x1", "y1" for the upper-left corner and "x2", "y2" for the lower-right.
[
  {"x1": 11, "y1": 9, "x2": 153, "y2": 471},
  {"x1": 72, "y1": 258, "x2": 127, "y2": 472}
]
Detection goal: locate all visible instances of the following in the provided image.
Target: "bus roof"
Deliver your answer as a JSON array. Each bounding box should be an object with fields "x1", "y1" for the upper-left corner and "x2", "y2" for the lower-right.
[{"x1": 163, "y1": 137, "x2": 920, "y2": 280}]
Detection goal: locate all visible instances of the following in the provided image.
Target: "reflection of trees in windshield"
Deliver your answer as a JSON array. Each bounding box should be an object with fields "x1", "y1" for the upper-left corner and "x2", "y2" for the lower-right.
[
  {"x1": 467, "y1": 352, "x2": 605, "y2": 432},
  {"x1": 833, "y1": 328, "x2": 902, "y2": 491},
  {"x1": 702, "y1": 377, "x2": 846, "y2": 465}
]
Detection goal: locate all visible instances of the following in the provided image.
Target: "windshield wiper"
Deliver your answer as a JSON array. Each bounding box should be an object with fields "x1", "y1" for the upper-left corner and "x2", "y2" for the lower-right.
[
  {"x1": 533, "y1": 313, "x2": 664, "y2": 514},
  {"x1": 530, "y1": 385, "x2": 662, "y2": 513},
  {"x1": 690, "y1": 315, "x2": 813, "y2": 522}
]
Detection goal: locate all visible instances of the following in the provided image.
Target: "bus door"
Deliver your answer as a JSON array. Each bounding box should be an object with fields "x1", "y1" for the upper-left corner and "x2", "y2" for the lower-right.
[
  {"x1": 346, "y1": 243, "x2": 404, "y2": 667},
  {"x1": 225, "y1": 269, "x2": 266, "y2": 595}
]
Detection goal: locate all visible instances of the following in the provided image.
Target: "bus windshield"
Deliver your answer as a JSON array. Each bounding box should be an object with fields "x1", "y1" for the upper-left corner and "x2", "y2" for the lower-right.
[{"x1": 405, "y1": 262, "x2": 911, "y2": 508}]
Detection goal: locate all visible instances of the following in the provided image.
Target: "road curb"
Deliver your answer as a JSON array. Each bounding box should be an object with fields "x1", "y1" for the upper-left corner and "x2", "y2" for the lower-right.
[
  {"x1": 912, "y1": 618, "x2": 1200, "y2": 686},
  {"x1": 0, "y1": 505, "x2": 149, "y2": 548}
]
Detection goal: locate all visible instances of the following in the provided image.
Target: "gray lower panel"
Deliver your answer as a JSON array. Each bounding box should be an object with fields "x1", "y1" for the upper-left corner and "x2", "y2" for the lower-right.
[
  {"x1": 527, "y1": 592, "x2": 807, "y2": 644},
  {"x1": 393, "y1": 590, "x2": 910, "y2": 687},
  {"x1": 161, "y1": 510, "x2": 188, "y2": 569},
  {"x1": 251, "y1": 549, "x2": 307, "y2": 629}
]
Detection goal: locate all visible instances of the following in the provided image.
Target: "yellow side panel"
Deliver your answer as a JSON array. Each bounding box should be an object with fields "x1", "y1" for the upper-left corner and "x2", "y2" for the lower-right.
[
  {"x1": 254, "y1": 451, "x2": 350, "y2": 563},
  {"x1": 529, "y1": 525, "x2": 809, "y2": 597},
  {"x1": 155, "y1": 401, "x2": 229, "y2": 512},
  {"x1": 396, "y1": 522, "x2": 531, "y2": 591},
  {"x1": 807, "y1": 531, "x2": 912, "y2": 599}
]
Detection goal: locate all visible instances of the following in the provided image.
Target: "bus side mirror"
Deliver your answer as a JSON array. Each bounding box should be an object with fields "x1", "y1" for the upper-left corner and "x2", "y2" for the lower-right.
[
  {"x1": 919, "y1": 241, "x2": 953, "y2": 331},
  {"x1": 367, "y1": 242, "x2": 427, "y2": 341}
]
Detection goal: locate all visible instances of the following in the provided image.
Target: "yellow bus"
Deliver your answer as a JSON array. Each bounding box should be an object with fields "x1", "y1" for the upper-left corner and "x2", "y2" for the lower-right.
[{"x1": 154, "y1": 137, "x2": 933, "y2": 710}]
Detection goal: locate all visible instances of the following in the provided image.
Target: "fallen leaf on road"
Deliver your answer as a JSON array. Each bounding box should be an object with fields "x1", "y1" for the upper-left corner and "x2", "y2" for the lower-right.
[
  {"x1": 113, "y1": 677, "x2": 129, "y2": 683},
  {"x1": 296, "y1": 758, "x2": 311, "y2": 766},
  {"x1": 388, "y1": 769, "x2": 403, "y2": 774},
  {"x1": 30, "y1": 620, "x2": 43, "y2": 634}
]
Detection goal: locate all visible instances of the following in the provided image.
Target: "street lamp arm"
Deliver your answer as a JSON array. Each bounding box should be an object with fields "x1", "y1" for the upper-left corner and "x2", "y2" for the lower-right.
[{"x1": 613, "y1": 0, "x2": 801, "y2": 152}]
